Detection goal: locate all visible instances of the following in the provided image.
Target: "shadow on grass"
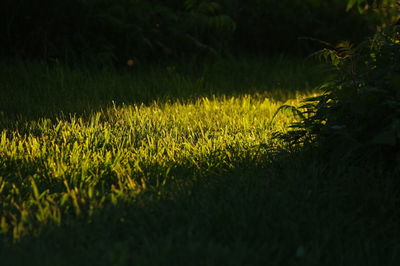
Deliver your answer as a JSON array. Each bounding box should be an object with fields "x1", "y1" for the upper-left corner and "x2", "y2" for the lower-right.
[
  {"x1": 1, "y1": 151, "x2": 400, "y2": 266},
  {"x1": 0, "y1": 56, "x2": 328, "y2": 130}
]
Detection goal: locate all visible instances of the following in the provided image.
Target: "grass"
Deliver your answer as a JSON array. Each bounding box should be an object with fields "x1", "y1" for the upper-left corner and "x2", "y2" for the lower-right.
[
  {"x1": 0, "y1": 57, "x2": 399, "y2": 266},
  {"x1": 0, "y1": 56, "x2": 323, "y2": 123}
]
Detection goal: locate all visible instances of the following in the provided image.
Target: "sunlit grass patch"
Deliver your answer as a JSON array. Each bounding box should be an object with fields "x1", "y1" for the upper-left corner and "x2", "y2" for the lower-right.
[{"x1": 0, "y1": 91, "x2": 315, "y2": 242}]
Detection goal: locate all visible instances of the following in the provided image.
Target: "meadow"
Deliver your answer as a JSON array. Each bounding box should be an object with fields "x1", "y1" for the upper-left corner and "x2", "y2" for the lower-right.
[{"x1": 0, "y1": 57, "x2": 399, "y2": 266}]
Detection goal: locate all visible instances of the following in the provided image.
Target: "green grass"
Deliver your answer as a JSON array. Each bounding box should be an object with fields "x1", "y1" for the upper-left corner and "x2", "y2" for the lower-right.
[{"x1": 0, "y1": 57, "x2": 399, "y2": 266}]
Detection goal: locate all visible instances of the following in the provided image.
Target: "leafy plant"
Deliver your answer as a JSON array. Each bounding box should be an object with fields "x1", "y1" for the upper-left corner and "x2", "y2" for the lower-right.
[{"x1": 277, "y1": 24, "x2": 400, "y2": 166}]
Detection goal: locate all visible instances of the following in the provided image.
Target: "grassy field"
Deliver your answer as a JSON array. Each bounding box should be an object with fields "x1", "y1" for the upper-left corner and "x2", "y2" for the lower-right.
[{"x1": 0, "y1": 57, "x2": 399, "y2": 266}]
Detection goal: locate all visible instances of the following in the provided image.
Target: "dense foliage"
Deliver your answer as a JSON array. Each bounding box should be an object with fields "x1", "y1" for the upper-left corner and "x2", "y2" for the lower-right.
[{"x1": 1, "y1": 0, "x2": 376, "y2": 64}]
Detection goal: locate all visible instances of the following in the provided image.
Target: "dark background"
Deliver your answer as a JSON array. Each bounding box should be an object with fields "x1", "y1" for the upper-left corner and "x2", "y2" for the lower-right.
[{"x1": 1, "y1": 0, "x2": 387, "y2": 66}]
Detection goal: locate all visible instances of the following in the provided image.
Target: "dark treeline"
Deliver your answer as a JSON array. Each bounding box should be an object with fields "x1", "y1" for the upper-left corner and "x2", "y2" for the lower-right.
[{"x1": 0, "y1": 0, "x2": 386, "y2": 65}]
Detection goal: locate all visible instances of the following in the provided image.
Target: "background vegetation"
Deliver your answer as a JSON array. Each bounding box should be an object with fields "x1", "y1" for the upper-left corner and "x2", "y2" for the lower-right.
[{"x1": 1, "y1": 0, "x2": 391, "y2": 64}]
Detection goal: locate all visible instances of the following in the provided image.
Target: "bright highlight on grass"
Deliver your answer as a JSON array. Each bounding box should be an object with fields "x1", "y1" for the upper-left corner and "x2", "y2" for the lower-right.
[{"x1": 0, "y1": 92, "x2": 314, "y2": 241}]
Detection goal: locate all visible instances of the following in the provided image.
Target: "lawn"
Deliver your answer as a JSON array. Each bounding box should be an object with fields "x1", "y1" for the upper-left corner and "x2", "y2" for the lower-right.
[{"x1": 0, "y1": 57, "x2": 399, "y2": 266}]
